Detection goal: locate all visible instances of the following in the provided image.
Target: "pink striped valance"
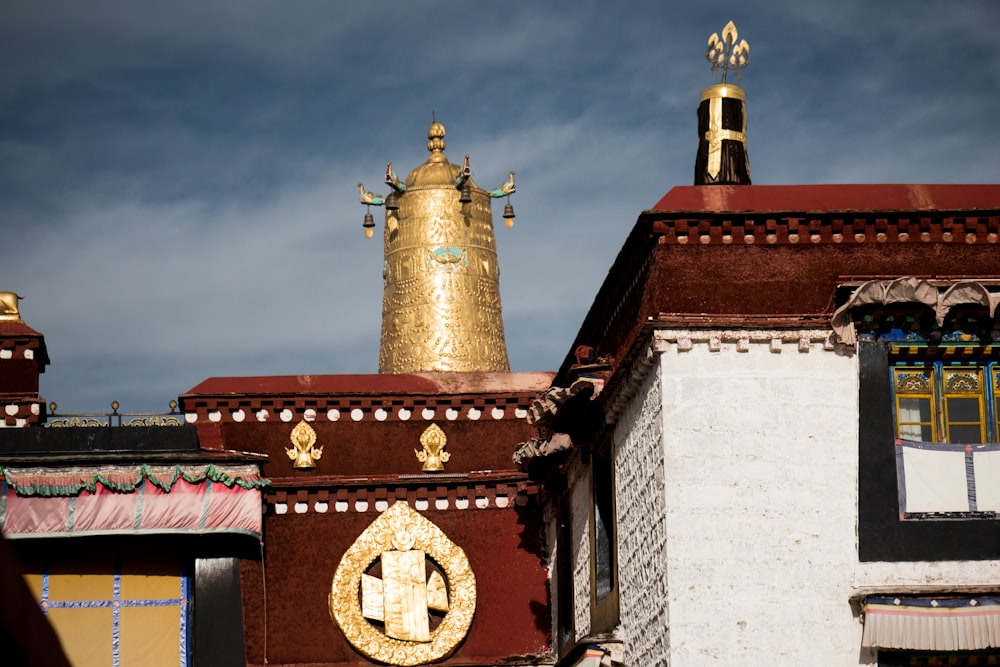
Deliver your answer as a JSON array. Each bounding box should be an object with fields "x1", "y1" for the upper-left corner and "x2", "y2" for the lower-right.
[
  {"x1": 0, "y1": 464, "x2": 265, "y2": 539},
  {"x1": 862, "y1": 596, "x2": 1000, "y2": 651}
]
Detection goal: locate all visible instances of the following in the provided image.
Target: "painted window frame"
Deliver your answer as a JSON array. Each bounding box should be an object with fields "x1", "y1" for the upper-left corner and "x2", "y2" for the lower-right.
[{"x1": 858, "y1": 341, "x2": 1000, "y2": 561}]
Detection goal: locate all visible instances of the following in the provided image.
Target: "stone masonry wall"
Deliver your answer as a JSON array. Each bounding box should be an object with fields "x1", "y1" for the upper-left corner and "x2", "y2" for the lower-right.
[
  {"x1": 569, "y1": 456, "x2": 593, "y2": 641},
  {"x1": 613, "y1": 362, "x2": 670, "y2": 664}
]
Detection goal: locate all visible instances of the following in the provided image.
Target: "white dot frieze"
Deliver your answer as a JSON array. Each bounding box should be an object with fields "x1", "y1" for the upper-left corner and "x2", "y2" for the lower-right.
[{"x1": 191, "y1": 402, "x2": 533, "y2": 424}]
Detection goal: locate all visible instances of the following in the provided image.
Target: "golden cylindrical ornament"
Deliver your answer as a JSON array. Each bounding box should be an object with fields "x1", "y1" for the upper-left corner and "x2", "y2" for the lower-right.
[{"x1": 378, "y1": 125, "x2": 510, "y2": 373}]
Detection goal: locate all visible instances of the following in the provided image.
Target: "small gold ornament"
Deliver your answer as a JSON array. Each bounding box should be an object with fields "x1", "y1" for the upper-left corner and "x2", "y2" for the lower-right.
[
  {"x1": 416, "y1": 423, "x2": 451, "y2": 472},
  {"x1": 330, "y1": 502, "x2": 476, "y2": 665},
  {"x1": 286, "y1": 420, "x2": 323, "y2": 469}
]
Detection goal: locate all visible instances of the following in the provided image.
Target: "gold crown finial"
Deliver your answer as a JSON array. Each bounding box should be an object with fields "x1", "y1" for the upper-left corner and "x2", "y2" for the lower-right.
[{"x1": 706, "y1": 21, "x2": 750, "y2": 84}]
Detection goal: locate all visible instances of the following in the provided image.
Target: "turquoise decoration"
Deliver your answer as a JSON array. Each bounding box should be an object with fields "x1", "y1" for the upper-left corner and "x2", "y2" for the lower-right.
[{"x1": 428, "y1": 245, "x2": 469, "y2": 272}]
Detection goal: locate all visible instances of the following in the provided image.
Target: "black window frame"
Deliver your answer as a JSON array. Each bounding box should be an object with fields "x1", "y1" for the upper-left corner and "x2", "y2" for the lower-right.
[{"x1": 858, "y1": 341, "x2": 1000, "y2": 561}]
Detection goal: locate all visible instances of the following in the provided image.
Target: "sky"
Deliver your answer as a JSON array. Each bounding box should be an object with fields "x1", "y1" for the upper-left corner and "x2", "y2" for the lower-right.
[{"x1": 2, "y1": 1, "x2": 999, "y2": 414}]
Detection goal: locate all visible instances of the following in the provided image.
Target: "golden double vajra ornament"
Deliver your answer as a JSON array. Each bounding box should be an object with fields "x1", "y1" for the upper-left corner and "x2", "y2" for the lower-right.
[{"x1": 329, "y1": 501, "x2": 477, "y2": 665}]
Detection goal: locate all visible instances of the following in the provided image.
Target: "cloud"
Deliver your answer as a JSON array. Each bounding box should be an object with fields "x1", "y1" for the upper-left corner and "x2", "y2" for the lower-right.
[{"x1": 3, "y1": 0, "x2": 999, "y2": 412}]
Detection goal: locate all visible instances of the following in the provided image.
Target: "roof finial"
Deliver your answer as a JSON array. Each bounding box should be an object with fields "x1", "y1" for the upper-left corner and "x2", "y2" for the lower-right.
[
  {"x1": 427, "y1": 116, "x2": 447, "y2": 162},
  {"x1": 707, "y1": 20, "x2": 749, "y2": 84}
]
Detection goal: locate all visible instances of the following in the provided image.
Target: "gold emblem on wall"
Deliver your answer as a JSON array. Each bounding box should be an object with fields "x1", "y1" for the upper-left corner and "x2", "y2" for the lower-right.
[
  {"x1": 416, "y1": 424, "x2": 450, "y2": 472},
  {"x1": 329, "y1": 502, "x2": 476, "y2": 665},
  {"x1": 286, "y1": 420, "x2": 323, "y2": 469}
]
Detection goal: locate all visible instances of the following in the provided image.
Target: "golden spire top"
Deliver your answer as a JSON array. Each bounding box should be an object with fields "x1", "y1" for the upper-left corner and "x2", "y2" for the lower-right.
[
  {"x1": 355, "y1": 121, "x2": 518, "y2": 373},
  {"x1": 426, "y1": 120, "x2": 447, "y2": 163},
  {"x1": 706, "y1": 20, "x2": 750, "y2": 84}
]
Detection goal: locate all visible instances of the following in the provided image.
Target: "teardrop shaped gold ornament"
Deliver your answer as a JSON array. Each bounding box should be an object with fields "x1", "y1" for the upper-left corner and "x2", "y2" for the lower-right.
[{"x1": 329, "y1": 501, "x2": 477, "y2": 665}]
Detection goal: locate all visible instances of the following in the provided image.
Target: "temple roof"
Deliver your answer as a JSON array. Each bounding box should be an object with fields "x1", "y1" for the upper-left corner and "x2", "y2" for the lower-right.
[
  {"x1": 184, "y1": 372, "x2": 553, "y2": 398},
  {"x1": 651, "y1": 184, "x2": 1000, "y2": 214}
]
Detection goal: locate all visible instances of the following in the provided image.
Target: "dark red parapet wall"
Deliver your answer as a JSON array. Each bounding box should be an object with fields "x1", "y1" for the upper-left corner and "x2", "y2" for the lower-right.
[
  {"x1": 182, "y1": 371, "x2": 555, "y2": 666},
  {"x1": 556, "y1": 184, "x2": 1000, "y2": 383},
  {"x1": 240, "y1": 503, "x2": 551, "y2": 666}
]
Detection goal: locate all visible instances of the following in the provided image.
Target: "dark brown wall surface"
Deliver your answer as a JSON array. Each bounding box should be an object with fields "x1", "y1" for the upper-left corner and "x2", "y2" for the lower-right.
[
  {"x1": 648, "y1": 242, "x2": 1000, "y2": 317},
  {"x1": 240, "y1": 502, "x2": 550, "y2": 666},
  {"x1": 220, "y1": 416, "x2": 539, "y2": 479},
  {"x1": 203, "y1": 385, "x2": 553, "y2": 666}
]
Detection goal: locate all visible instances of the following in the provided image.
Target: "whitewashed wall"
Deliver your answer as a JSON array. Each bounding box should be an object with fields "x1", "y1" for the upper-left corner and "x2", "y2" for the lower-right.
[{"x1": 639, "y1": 335, "x2": 1000, "y2": 665}]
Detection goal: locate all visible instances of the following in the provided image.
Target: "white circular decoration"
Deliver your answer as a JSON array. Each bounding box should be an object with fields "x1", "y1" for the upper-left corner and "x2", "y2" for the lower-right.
[
  {"x1": 280, "y1": 409, "x2": 293, "y2": 422},
  {"x1": 375, "y1": 408, "x2": 388, "y2": 421},
  {"x1": 208, "y1": 411, "x2": 222, "y2": 423},
  {"x1": 445, "y1": 408, "x2": 458, "y2": 421},
  {"x1": 304, "y1": 408, "x2": 317, "y2": 422},
  {"x1": 398, "y1": 408, "x2": 411, "y2": 421},
  {"x1": 351, "y1": 408, "x2": 364, "y2": 421},
  {"x1": 327, "y1": 409, "x2": 340, "y2": 421},
  {"x1": 422, "y1": 408, "x2": 435, "y2": 420},
  {"x1": 232, "y1": 409, "x2": 246, "y2": 423}
]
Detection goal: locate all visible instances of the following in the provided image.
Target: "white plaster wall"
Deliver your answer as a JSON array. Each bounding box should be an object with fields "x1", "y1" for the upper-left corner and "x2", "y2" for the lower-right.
[
  {"x1": 658, "y1": 341, "x2": 860, "y2": 665},
  {"x1": 649, "y1": 338, "x2": 1000, "y2": 665},
  {"x1": 613, "y1": 362, "x2": 670, "y2": 665}
]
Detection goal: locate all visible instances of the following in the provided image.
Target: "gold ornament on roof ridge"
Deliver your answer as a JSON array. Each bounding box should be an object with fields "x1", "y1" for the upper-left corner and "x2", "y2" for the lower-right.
[
  {"x1": 0, "y1": 292, "x2": 23, "y2": 322},
  {"x1": 329, "y1": 501, "x2": 476, "y2": 665},
  {"x1": 286, "y1": 420, "x2": 323, "y2": 469},
  {"x1": 706, "y1": 20, "x2": 749, "y2": 83},
  {"x1": 416, "y1": 423, "x2": 451, "y2": 472}
]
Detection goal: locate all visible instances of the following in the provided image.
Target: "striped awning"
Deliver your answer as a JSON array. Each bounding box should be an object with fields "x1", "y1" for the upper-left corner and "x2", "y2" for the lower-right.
[
  {"x1": 0, "y1": 464, "x2": 267, "y2": 539},
  {"x1": 862, "y1": 596, "x2": 1000, "y2": 651}
]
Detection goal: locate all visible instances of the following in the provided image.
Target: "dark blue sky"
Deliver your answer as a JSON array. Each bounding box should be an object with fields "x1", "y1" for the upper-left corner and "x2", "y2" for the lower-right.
[{"x1": 2, "y1": 1, "x2": 998, "y2": 413}]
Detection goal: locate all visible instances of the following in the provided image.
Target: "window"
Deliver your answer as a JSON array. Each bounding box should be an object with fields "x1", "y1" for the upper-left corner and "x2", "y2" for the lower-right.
[
  {"x1": 892, "y1": 357, "x2": 1000, "y2": 443},
  {"x1": 589, "y1": 439, "x2": 619, "y2": 633},
  {"x1": 22, "y1": 545, "x2": 191, "y2": 667},
  {"x1": 858, "y1": 341, "x2": 1000, "y2": 561}
]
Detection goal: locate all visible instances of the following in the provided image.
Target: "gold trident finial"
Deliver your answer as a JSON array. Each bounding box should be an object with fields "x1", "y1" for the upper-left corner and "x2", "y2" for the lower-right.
[{"x1": 707, "y1": 21, "x2": 749, "y2": 84}]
